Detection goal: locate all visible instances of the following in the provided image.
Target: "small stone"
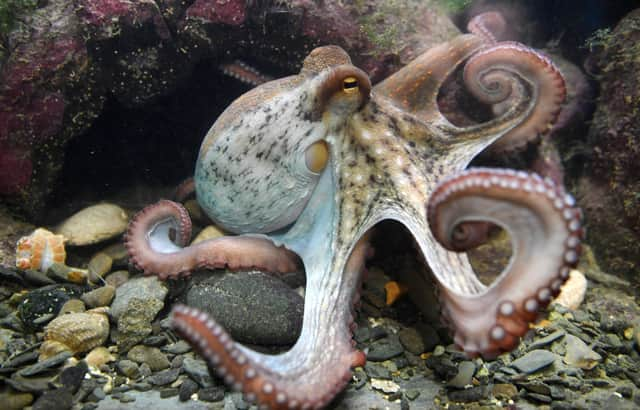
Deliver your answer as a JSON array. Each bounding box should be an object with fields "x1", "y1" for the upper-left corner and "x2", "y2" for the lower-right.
[
  {"x1": 105, "y1": 270, "x2": 129, "y2": 288},
  {"x1": 179, "y1": 378, "x2": 199, "y2": 401},
  {"x1": 81, "y1": 285, "x2": 115, "y2": 308},
  {"x1": 198, "y1": 386, "x2": 225, "y2": 402},
  {"x1": 87, "y1": 253, "x2": 113, "y2": 282},
  {"x1": 58, "y1": 299, "x2": 86, "y2": 315},
  {"x1": 18, "y1": 351, "x2": 72, "y2": 376},
  {"x1": 32, "y1": 388, "x2": 73, "y2": 410},
  {"x1": 60, "y1": 361, "x2": 88, "y2": 393},
  {"x1": 447, "y1": 386, "x2": 488, "y2": 402},
  {"x1": 163, "y1": 340, "x2": 191, "y2": 354},
  {"x1": 511, "y1": 350, "x2": 557, "y2": 374},
  {"x1": 370, "y1": 378, "x2": 400, "y2": 394},
  {"x1": 116, "y1": 298, "x2": 164, "y2": 351},
  {"x1": 116, "y1": 359, "x2": 140, "y2": 379},
  {"x1": 563, "y1": 334, "x2": 602, "y2": 370},
  {"x1": 405, "y1": 389, "x2": 421, "y2": 401},
  {"x1": 492, "y1": 383, "x2": 518, "y2": 400},
  {"x1": 526, "y1": 392, "x2": 552, "y2": 403},
  {"x1": 447, "y1": 361, "x2": 476, "y2": 388},
  {"x1": 111, "y1": 276, "x2": 167, "y2": 322},
  {"x1": 365, "y1": 361, "x2": 392, "y2": 380},
  {"x1": 367, "y1": 335, "x2": 404, "y2": 361},
  {"x1": 529, "y1": 330, "x2": 566, "y2": 350},
  {"x1": 398, "y1": 327, "x2": 425, "y2": 355},
  {"x1": 146, "y1": 368, "x2": 181, "y2": 386},
  {"x1": 160, "y1": 388, "x2": 179, "y2": 398},
  {"x1": 127, "y1": 345, "x2": 170, "y2": 371},
  {"x1": 182, "y1": 357, "x2": 214, "y2": 387},
  {"x1": 0, "y1": 391, "x2": 33, "y2": 410}
]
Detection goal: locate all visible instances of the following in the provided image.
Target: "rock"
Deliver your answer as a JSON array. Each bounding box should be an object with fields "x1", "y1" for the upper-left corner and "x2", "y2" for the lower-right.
[
  {"x1": 179, "y1": 378, "x2": 200, "y2": 401},
  {"x1": 59, "y1": 298, "x2": 86, "y2": 315},
  {"x1": 198, "y1": 386, "x2": 225, "y2": 402},
  {"x1": 81, "y1": 285, "x2": 116, "y2": 308},
  {"x1": 163, "y1": 340, "x2": 192, "y2": 355},
  {"x1": 87, "y1": 252, "x2": 114, "y2": 283},
  {"x1": 105, "y1": 270, "x2": 130, "y2": 288},
  {"x1": 185, "y1": 271, "x2": 303, "y2": 345},
  {"x1": 116, "y1": 359, "x2": 141, "y2": 379},
  {"x1": 563, "y1": 334, "x2": 602, "y2": 370},
  {"x1": 191, "y1": 225, "x2": 225, "y2": 244},
  {"x1": 366, "y1": 335, "x2": 404, "y2": 361},
  {"x1": 127, "y1": 345, "x2": 170, "y2": 372},
  {"x1": 365, "y1": 361, "x2": 392, "y2": 380},
  {"x1": 529, "y1": 330, "x2": 566, "y2": 350},
  {"x1": 492, "y1": 383, "x2": 518, "y2": 400},
  {"x1": 511, "y1": 350, "x2": 558, "y2": 374},
  {"x1": 146, "y1": 368, "x2": 181, "y2": 386},
  {"x1": 116, "y1": 298, "x2": 164, "y2": 352},
  {"x1": 0, "y1": 391, "x2": 34, "y2": 410},
  {"x1": 59, "y1": 361, "x2": 88, "y2": 393},
  {"x1": 580, "y1": 8, "x2": 640, "y2": 279},
  {"x1": 447, "y1": 361, "x2": 476, "y2": 388},
  {"x1": 182, "y1": 357, "x2": 214, "y2": 388},
  {"x1": 17, "y1": 284, "x2": 85, "y2": 331},
  {"x1": 111, "y1": 276, "x2": 167, "y2": 322},
  {"x1": 55, "y1": 203, "x2": 129, "y2": 246},
  {"x1": 370, "y1": 378, "x2": 400, "y2": 394},
  {"x1": 32, "y1": 387, "x2": 73, "y2": 410},
  {"x1": 398, "y1": 327, "x2": 425, "y2": 355},
  {"x1": 18, "y1": 351, "x2": 72, "y2": 376}
]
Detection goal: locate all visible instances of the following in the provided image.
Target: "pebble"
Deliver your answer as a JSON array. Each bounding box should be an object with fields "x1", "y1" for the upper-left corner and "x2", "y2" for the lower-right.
[
  {"x1": 198, "y1": 386, "x2": 225, "y2": 402},
  {"x1": 367, "y1": 335, "x2": 404, "y2": 361},
  {"x1": 528, "y1": 330, "x2": 566, "y2": 350},
  {"x1": 182, "y1": 357, "x2": 214, "y2": 387},
  {"x1": 81, "y1": 285, "x2": 116, "y2": 308},
  {"x1": 111, "y1": 276, "x2": 167, "y2": 322},
  {"x1": 511, "y1": 349, "x2": 558, "y2": 374},
  {"x1": 398, "y1": 327, "x2": 425, "y2": 355},
  {"x1": 0, "y1": 391, "x2": 33, "y2": 410},
  {"x1": 160, "y1": 388, "x2": 180, "y2": 398},
  {"x1": 32, "y1": 387, "x2": 73, "y2": 410},
  {"x1": 563, "y1": 334, "x2": 602, "y2": 370},
  {"x1": 365, "y1": 361, "x2": 392, "y2": 380},
  {"x1": 447, "y1": 386, "x2": 488, "y2": 402},
  {"x1": 58, "y1": 298, "x2": 86, "y2": 315},
  {"x1": 447, "y1": 361, "x2": 476, "y2": 388},
  {"x1": 17, "y1": 351, "x2": 72, "y2": 376},
  {"x1": 116, "y1": 298, "x2": 164, "y2": 352},
  {"x1": 146, "y1": 368, "x2": 181, "y2": 386},
  {"x1": 17, "y1": 284, "x2": 85, "y2": 331},
  {"x1": 127, "y1": 345, "x2": 170, "y2": 372},
  {"x1": 105, "y1": 270, "x2": 130, "y2": 288},
  {"x1": 116, "y1": 359, "x2": 140, "y2": 379},
  {"x1": 59, "y1": 361, "x2": 88, "y2": 393},
  {"x1": 164, "y1": 340, "x2": 191, "y2": 355},
  {"x1": 87, "y1": 252, "x2": 113, "y2": 282},
  {"x1": 85, "y1": 346, "x2": 116, "y2": 368},
  {"x1": 179, "y1": 378, "x2": 199, "y2": 401},
  {"x1": 492, "y1": 383, "x2": 518, "y2": 400},
  {"x1": 55, "y1": 203, "x2": 129, "y2": 246},
  {"x1": 370, "y1": 378, "x2": 400, "y2": 394}
]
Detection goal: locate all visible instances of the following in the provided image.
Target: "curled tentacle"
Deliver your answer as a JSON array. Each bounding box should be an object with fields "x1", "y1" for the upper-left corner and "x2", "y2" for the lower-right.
[
  {"x1": 427, "y1": 168, "x2": 583, "y2": 357},
  {"x1": 124, "y1": 200, "x2": 300, "y2": 279},
  {"x1": 170, "y1": 237, "x2": 370, "y2": 410},
  {"x1": 467, "y1": 11, "x2": 506, "y2": 44},
  {"x1": 462, "y1": 42, "x2": 566, "y2": 152}
]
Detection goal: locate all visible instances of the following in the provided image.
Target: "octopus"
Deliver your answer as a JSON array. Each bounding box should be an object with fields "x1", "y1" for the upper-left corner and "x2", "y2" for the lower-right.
[{"x1": 125, "y1": 12, "x2": 582, "y2": 410}]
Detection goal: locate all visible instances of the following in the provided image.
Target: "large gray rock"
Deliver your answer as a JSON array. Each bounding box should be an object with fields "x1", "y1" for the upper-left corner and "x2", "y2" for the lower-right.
[{"x1": 185, "y1": 270, "x2": 304, "y2": 346}]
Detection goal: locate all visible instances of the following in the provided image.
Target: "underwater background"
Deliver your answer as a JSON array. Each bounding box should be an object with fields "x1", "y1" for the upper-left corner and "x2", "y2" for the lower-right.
[{"x1": 0, "y1": 0, "x2": 640, "y2": 409}]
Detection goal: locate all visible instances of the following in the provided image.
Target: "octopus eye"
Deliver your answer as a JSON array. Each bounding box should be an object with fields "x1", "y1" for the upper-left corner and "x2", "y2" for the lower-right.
[
  {"x1": 342, "y1": 76, "x2": 359, "y2": 94},
  {"x1": 305, "y1": 140, "x2": 329, "y2": 173}
]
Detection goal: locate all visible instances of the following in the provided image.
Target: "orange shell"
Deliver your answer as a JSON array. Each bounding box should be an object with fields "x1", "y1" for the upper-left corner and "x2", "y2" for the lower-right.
[{"x1": 15, "y1": 228, "x2": 66, "y2": 272}]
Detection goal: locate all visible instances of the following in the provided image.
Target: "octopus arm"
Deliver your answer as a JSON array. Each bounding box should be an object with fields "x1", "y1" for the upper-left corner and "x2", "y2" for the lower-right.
[
  {"x1": 427, "y1": 168, "x2": 582, "y2": 357},
  {"x1": 459, "y1": 42, "x2": 566, "y2": 152},
  {"x1": 170, "y1": 237, "x2": 370, "y2": 410},
  {"x1": 124, "y1": 200, "x2": 300, "y2": 279}
]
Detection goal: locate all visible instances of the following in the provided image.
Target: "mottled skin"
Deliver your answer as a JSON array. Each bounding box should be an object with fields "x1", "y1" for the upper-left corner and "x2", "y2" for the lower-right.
[{"x1": 126, "y1": 25, "x2": 581, "y2": 410}]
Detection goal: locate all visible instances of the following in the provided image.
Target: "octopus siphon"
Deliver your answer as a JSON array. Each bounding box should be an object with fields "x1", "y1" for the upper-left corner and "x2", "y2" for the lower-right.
[{"x1": 125, "y1": 12, "x2": 583, "y2": 410}]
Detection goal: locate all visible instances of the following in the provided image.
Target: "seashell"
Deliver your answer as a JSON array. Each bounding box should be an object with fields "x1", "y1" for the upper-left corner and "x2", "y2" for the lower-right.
[
  {"x1": 16, "y1": 228, "x2": 66, "y2": 272},
  {"x1": 55, "y1": 203, "x2": 129, "y2": 246},
  {"x1": 39, "y1": 307, "x2": 110, "y2": 361},
  {"x1": 554, "y1": 269, "x2": 587, "y2": 310},
  {"x1": 191, "y1": 225, "x2": 226, "y2": 245}
]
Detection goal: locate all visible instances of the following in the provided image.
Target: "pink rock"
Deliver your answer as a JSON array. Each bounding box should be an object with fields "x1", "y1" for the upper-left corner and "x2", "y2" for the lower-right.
[{"x1": 186, "y1": 0, "x2": 247, "y2": 26}]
